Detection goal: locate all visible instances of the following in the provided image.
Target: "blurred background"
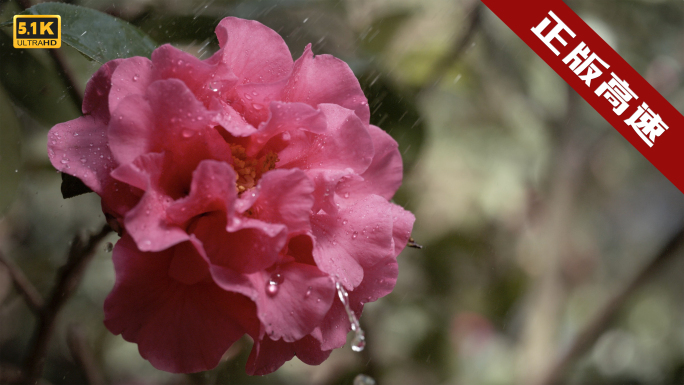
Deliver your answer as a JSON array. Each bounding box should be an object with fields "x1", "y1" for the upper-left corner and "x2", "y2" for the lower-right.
[{"x1": 2, "y1": 0, "x2": 684, "y2": 384}]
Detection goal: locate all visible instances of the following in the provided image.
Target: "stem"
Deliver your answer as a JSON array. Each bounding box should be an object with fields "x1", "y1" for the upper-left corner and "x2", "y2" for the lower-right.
[
  {"x1": 0, "y1": 251, "x2": 44, "y2": 314},
  {"x1": 23, "y1": 224, "x2": 112, "y2": 385},
  {"x1": 423, "y1": 2, "x2": 482, "y2": 90},
  {"x1": 535, "y1": 226, "x2": 684, "y2": 385},
  {"x1": 67, "y1": 324, "x2": 105, "y2": 385}
]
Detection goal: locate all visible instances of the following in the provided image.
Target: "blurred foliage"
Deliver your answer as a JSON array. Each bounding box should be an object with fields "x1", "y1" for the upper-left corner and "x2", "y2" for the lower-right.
[
  {"x1": 2, "y1": 0, "x2": 684, "y2": 385},
  {"x1": 12, "y1": 2, "x2": 158, "y2": 62}
]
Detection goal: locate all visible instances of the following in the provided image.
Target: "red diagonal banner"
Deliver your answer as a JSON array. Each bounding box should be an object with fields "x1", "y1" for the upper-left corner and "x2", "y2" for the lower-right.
[{"x1": 481, "y1": 0, "x2": 684, "y2": 193}]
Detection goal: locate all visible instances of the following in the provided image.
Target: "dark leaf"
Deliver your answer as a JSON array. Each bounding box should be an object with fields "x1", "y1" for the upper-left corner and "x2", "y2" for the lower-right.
[
  {"x1": 6, "y1": 3, "x2": 157, "y2": 63},
  {"x1": 60, "y1": 172, "x2": 93, "y2": 199},
  {"x1": 0, "y1": 30, "x2": 80, "y2": 125}
]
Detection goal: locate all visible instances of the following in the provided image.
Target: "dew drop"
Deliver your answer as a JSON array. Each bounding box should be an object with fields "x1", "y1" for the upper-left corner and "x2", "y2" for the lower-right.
[
  {"x1": 132, "y1": 74, "x2": 139, "y2": 82},
  {"x1": 352, "y1": 231, "x2": 358, "y2": 239},
  {"x1": 104, "y1": 242, "x2": 113, "y2": 252},
  {"x1": 282, "y1": 132, "x2": 291, "y2": 141},
  {"x1": 344, "y1": 192, "x2": 350, "y2": 199},
  {"x1": 305, "y1": 286, "x2": 312, "y2": 298},
  {"x1": 266, "y1": 272, "x2": 283, "y2": 296},
  {"x1": 342, "y1": 219, "x2": 348, "y2": 225},
  {"x1": 182, "y1": 129, "x2": 194, "y2": 138}
]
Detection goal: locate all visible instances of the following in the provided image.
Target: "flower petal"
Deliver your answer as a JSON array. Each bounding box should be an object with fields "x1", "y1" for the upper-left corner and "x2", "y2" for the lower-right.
[
  {"x1": 83, "y1": 59, "x2": 121, "y2": 120},
  {"x1": 109, "y1": 57, "x2": 155, "y2": 114},
  {"x1": 193, "y1": 212, "x2": 286, "y2": 274},
  {"x1": 166, "y1": 159, "x2": 237, "y2": 225},
  {"x1": 249, "y1": 262, "x2": 335, "y2": 342},
  {"x1": 283, "y1": 45, "x2": 370, "y2": 125},
  {"x1": 311, "y1": 195, "x2": 394, "y2": 290},
  {"x1": 104, "y1": 234, "x2": 256, "y2": 373},
  {"x1": 245, "y1": 337, "x2": 295, "y2": 376},
  {"x1": 337, "y1": 125, "x2": 403, "y2": 200},
  {"x1": 152, "y1": 44, "x2": 238, "y2": 103},
  {"x1": 214, "y1": 17, "x2": 293, "y2": 85},
  {"x1": 245, "y1": 169, "x2": 314, "y2": 234},
  {"x1": 277, "y1": 104, "x2": 373, "y2": 173}
]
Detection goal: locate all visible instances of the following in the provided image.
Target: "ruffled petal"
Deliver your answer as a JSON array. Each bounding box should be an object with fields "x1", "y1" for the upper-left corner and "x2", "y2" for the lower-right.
[
  {"x1": 104, "y1": 234, "x2": 256, "y2": 373},
  {"x1": 151, "y1": 44, "x2": 238, "y2": 104},
  {"x1": 249, "y1": 262, "x2": 335, "y2": 342},
  {"x1": 109, "y1": 79, "x2": 217, "y2": 166},
  {"x1": 109, "y1": 57, "x2": 155, "y2": 113},
  {"x1": 82, "y1": 59, "x2": 121, "y2": 120},
  {"x1": 311, "y1": 195, "x2": 394, "y2": 290},
  {"x1": 245, "y1": 335, "x2": 330, "y2": 375},
  {"x1": 337, "y1": 125, "x2": 403, "y2": 201},
  {"x1": 245, "y1": 337, "x2": 294, "y2": 376},
  {"x1": 284, "y1": 45, "x2": 370, "y2": 125},
  {"x1": 166, "y1": 159, "x2": 237, "y2": 225},
  {"x1": 277, "y1": 104, "x2": 373, "y2": 173},
  {"x1": 243, "y1": 169, "x2": 314, "y2": 234},
  {"x1": 389, "y1": 203, "x2": 415, "y2": 257},
  {"x1": 193, "y1": 212, "x2": 286, "y2": 274},
  {"x1": 214, "y1": 17, "x2": 293, "y2": 85}
]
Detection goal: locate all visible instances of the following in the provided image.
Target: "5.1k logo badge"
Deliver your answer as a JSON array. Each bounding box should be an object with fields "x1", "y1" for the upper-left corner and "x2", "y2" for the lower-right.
[{"x1": 13, "y1": 15, "x2": 61, "y2": 48}]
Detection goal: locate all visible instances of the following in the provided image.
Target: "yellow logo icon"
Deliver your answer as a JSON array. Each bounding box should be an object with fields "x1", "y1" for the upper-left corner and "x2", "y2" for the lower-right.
[{"x1": 13, "y1": 15, "x2": 61, "y2": 49}]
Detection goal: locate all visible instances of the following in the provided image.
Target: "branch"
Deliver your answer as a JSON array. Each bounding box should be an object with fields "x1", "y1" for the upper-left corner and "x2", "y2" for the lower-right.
[
  {"x1": 422, "y1": 2, "x2": 482, "y2": 90},
  {"x1": 0, "y1": 251, "x2": 44, "y2": 314},
  {"x1": 67, "y1": 324, "x2": 105, "y2": 385},
  {"x1": 535, "y1": 226, "x2": 684, "y2": 385},
  {"x1": 23, "y1": 223, "x2": 112, "y2": 385}
]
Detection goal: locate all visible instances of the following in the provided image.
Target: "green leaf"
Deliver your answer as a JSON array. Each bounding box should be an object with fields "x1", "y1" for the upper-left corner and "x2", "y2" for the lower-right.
[
  {"x1": 0, "y1": 30, "x2": 80, "y2": 125},
  {"x1": 7, "y1": 3, "x2": 157, "y2": 63},
  {"x1": 0, "y1": 85, "x2": 22, "y2": 216}
]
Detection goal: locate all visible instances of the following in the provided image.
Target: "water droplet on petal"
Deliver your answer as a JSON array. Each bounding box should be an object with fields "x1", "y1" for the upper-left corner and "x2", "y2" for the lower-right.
[
  {"x1": 132, "y1": 74, "x2": 139, "y2": 81},
  {"x1": 182, "y1": 129, "x2": 194, "y2": 138},
  {"x1": 282, "y1": 132, "x2": 291, "y2": 141},
  {"x1": 344, "y1": 192, "x2": 350, "y2": 199},
  {"x1": 305, "y1": 286, "x2": 312, "y2": 298},
  {"x1": 342, "y1": 219, "x2": 348, "y2": 225},
  {"x1": 266, "y1": 272, "x2": 283, "y2": 296},
  {"x1": 352, "y1": 231, "x2": 358, "y2": 239}
]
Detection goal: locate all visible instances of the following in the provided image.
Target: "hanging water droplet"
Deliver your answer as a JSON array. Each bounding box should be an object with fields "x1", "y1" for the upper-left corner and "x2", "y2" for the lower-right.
[
  {"x1": 353, "y1": 374, "x2": 376, "y2": 385},
  {"x1": 266, "y1": 272, "x2": 283, "y2": 296},
  {"x1": 335, "y1": 281, "x2": 366, "y2": 352},
  {"x1": 351, "y1": 333, "x2": 366, "y2": 352},
  {"x1": 104, "y1": 242, "x2": 113, "y2": 252}
]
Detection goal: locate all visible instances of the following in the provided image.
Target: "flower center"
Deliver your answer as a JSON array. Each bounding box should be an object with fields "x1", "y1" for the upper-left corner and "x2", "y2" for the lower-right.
[{"x1": 229, "y1": 144, "x2": 279, "y2": 193}]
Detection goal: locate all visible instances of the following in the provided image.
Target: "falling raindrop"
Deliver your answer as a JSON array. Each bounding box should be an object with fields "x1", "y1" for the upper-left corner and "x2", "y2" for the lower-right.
[
  {"x1": 353, "y1": 374, "x2": 376, "y2": 385},
  {"x1": 335, "y1": 281, "x2": 365, "y2": 352}
]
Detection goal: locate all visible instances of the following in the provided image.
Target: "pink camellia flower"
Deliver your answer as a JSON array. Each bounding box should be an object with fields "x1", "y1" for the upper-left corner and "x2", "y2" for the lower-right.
[{"x1": 47, "y1": 17, "x2": 415, "y2": 375}]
